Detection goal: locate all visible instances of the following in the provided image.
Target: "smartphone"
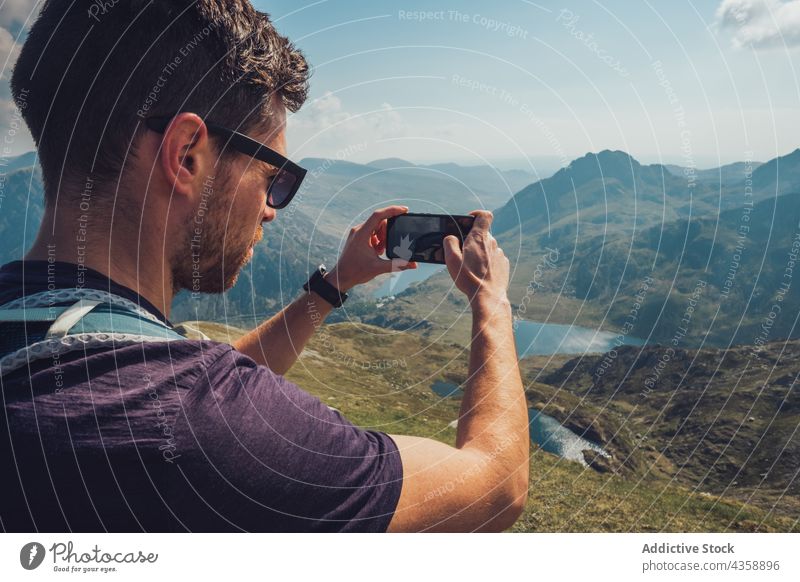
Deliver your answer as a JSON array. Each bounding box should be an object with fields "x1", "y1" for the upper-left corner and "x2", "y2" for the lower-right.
[{"x1": 386, "y1": 213, "x2": 475, "y2": 264}]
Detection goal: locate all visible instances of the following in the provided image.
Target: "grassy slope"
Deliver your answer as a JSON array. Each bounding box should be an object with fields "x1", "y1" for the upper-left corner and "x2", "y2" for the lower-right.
[{"x1": 186, "y1": 319, "x2": 798, "y2": 532}]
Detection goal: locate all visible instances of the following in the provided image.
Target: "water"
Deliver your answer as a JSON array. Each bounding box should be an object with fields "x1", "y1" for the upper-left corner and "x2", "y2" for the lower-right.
[
  {"x1": 514, "y1": 320, "x2": 645, "y2": 358},
  {"x1": 432, "y1": 381, "x2": 610, "y2": 467},
  {"x1": 527, "y1": 409, "x2": 609, "y2": 466},
  {"x1": 432, "y1": 380, "x2": 463, "y2": 398},
  {"x1": 374, "y1": 264, "x2": 445, "y2": 298},
  {"x1": 372, "y1": 265, "x2": 645, "y2": 355}
]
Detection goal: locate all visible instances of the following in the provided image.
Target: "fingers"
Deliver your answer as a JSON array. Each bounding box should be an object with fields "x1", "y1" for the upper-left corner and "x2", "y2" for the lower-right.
[
  {"x1": 374, "y1": 220, "x2": 387, "y2": 254},
  {"x1": 443, "y1": 234, "x2": 463, "y2": 281},
  {"x1": 385, "y1": 258, "x2": 416, "y2": 274},
  {"x1": 370, "y1": 232, "x2": 380, "y2": 249},
  {"x1": 469, "y1": 209, "x2": 493, "y2": 234},
  {"x1": 361, "y1": 205, "x2": 408, "y2": 237}
]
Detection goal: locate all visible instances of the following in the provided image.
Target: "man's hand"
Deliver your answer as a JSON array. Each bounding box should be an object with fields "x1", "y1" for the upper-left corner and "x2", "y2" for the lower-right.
[
  {"x1": 326, "y1": 205, "x2": 417, "y2": 292},
  {"x1": 443, "y1": 210, "x2": 510, "y2": 306}
]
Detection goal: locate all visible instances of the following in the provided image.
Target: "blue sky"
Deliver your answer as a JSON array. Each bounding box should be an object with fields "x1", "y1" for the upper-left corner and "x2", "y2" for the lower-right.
[
  {"x1": 258, "y1": 0, "x2": 800, "y2": 172},
  {"x1": 2, "y1": 1, "x2": 799, "y2": 174}
]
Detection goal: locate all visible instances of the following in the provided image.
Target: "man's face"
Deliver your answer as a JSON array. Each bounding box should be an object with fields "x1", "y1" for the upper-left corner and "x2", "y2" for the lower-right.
[{"x1": 172, "y1": 110, "x2": 285, "y2": 295}]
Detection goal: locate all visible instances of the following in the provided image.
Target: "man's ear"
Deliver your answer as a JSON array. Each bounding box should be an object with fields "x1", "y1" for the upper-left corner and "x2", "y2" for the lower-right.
[{"x1": 156, "y1": 112, "x2": 215, "y2": 199}]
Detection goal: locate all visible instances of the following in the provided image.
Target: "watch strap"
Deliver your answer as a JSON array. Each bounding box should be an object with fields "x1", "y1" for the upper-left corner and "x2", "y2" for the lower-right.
[{"x1": 303, "y1": 265, "x2": 348, "y2": 308}]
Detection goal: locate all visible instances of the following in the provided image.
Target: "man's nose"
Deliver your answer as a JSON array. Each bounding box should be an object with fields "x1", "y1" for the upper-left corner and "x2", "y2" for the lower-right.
[{"x1": 262, "y1": 205, "x2": 277, "y2": 223}]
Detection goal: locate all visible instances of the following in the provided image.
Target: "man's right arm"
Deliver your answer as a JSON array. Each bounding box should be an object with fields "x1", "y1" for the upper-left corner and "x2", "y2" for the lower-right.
[{"x1": 387, "y1": 211, "x2": 530, "y2": 532}]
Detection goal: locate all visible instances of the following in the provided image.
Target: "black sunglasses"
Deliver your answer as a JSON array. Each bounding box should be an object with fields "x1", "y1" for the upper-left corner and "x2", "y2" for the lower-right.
[{"x1": 145, "y1": 115, "x2": 306, "y2": 209}]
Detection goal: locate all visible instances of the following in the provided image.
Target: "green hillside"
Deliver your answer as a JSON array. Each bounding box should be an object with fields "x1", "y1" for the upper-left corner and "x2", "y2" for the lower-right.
[{"x1": 187, "y1": 319, "x2": 799, "y2": 532}]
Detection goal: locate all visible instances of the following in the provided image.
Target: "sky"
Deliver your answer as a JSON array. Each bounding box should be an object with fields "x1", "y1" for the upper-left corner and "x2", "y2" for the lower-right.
[{"x1": 2, "y1": 0, "x2": 799, "y2": 175}]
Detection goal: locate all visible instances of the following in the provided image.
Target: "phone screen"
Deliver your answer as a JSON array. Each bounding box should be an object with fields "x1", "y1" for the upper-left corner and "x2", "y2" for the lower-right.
[{"x1": 386, "y1": 213, "x2": 475, "y2": 264}]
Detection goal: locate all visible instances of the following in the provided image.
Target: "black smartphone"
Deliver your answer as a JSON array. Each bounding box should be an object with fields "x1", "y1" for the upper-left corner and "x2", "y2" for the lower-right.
[{"x1": 386, "y1": 213, "x2": 475, "y2": 265}]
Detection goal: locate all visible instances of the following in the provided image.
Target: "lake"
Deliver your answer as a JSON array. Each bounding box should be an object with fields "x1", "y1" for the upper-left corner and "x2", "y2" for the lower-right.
[
  {"x1": 374, "y1": 268, "x2": 645, "y2": 356},
  {"x1": 432, "y1": 381, "x2": 610, "y2": 467},
  {"x1": 514, "y1": 319, "x2": 646, "y2": 358},
  {"x1": 374, "y1": 264, "x2": 445, "y2": 297}
]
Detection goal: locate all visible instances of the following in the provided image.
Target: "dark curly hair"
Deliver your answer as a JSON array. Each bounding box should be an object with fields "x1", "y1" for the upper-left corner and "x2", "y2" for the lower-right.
[{"x1": 10, "y1": 0, "x2": 310, "y2": 202}]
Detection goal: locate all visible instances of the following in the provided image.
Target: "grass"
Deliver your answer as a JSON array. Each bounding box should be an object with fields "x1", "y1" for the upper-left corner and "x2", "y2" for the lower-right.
[{"x1": 185, "y1": 319, "x2": 798, "y2": 532}]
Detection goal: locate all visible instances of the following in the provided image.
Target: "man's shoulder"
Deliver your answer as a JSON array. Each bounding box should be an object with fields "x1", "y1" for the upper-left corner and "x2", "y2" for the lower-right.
[
  {"x1": 3, "y1": 337, "x2": 249, "y2": 392},
  {"x1": 88, "y1": 338, "x2": 256, "y2": 385}
]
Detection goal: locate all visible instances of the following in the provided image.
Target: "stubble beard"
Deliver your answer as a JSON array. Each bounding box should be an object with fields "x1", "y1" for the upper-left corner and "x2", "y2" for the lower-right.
[{"x1": 172, "y1": 174, "x2": 263, "y2": 295}]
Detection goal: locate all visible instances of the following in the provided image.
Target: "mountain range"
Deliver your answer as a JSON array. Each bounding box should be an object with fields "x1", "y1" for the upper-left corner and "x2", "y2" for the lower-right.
[
  {"x1": 5, "y1": 147, "x2": 800, "y2": 347},
  {"x1": 374, "y1": 147, "x2": 800, "y2": 349},
  {"x1": 291, "y1": 156, "x2": 534, "y2": 238}
]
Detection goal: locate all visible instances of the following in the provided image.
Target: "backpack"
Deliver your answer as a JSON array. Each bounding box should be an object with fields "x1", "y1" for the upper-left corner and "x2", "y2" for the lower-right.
[{"x1": 0, "y1": 287, "x2": 204, "y2": 377}]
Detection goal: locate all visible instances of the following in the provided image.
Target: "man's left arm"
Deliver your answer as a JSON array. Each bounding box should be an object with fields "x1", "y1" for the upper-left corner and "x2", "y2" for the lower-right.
[{"x1": 233, "y1": 206, "x2": 415, "y2": 375}]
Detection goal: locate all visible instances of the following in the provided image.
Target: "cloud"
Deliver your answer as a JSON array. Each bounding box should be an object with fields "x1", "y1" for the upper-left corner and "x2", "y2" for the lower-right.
[
  {"x1": 716, "y1": 0, "x2": 800, "y2": 48},
  {"x1": 0, "y1": 0, "x2": 43, "y2": 30},
  {"x1": 1, "y1": 27, "x2": 22, "y2": 80},
  {"x1": 1, "y1": 1, "x2": 43, "y2": 153},
  {"x1": 1, "y1": 0, "x2": 43, "y2": 72},
  {"x1": 287, "y1": 91, "x2": 408, "y2": 158}
]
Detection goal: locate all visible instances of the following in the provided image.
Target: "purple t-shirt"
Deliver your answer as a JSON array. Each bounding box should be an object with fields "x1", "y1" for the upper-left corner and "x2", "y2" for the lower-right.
[{"x1": 0, "y1": 260, "x2": 403, "y2": 532}]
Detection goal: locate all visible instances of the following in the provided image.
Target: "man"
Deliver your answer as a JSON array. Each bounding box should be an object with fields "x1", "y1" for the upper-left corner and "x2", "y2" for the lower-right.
[{"x1": 1, "y1": 0, "x2": 528, "y2": 532}]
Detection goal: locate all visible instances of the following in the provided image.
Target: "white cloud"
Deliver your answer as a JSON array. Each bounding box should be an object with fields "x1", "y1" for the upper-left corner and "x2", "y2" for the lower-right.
[
  {"x1": 0, "y1": 1, "x2": 43, "y2": 150},
  {"x1": 716, "y1": 0, "x2": 800, "y2": 48},
  {"x1": 1, "y1": 27, "x2": 21, "y2": 80},
  {"x1": 287, "y1": 91, "x2": 408, "y2": 158},
  {"x1": 0, "y1": 0, "x2": 43, "y2": 30}
]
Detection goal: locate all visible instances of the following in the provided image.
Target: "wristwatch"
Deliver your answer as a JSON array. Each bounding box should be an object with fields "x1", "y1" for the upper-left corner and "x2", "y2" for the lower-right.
[{"x1": 303, "y1": 264, "x2": 349, "y2": 308}]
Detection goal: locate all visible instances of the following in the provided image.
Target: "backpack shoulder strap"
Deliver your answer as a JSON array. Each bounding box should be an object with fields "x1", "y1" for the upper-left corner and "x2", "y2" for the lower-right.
[
  {"x1": 0, "y1": 289, "x2": 192, "y2": 378},
  {"x1": 45, "y1": 299, "x2": 104, "y2": 339}
]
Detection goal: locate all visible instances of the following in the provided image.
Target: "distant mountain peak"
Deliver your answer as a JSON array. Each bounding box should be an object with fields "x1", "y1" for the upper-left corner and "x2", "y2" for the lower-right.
[
  {"x1": 782, "y1": 148, "x2": 800, "y2": 161},
  {"x1": 366, "y1": 158, "x2": 416, "y2": 169},
  {"x1": 569, "y1": 149, "x2": 638, "y2": 166},
  {"x1": 560, "y1": 150, "x2": 641, "y2": 186}
]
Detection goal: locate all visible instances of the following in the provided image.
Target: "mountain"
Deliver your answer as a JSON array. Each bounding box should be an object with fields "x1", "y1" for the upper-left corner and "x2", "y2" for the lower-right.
[
  {"x1": 368, "y1": 158, "x2": 539, "y2": 197},
  {"x1": 366, "y1": 158, "x2": 415, "y2": 169},
  {"x1": 493, "y1": 149, "x2": 722, "y2": 238},
  {"x1": 750, "y1": 148, "x2": 800, "y2": 197},
  {"x1": 371, "y1": 148, "x2": 800, "y2": 349},
  {"x1": 295, "y1": 158, "x2": 534, "y2": 238},
  {"x1": 0, "y1": 151, "x2": 38, "y2": 174},
  {"x1": 665, "y1": 160, "x2": 763, "y2": 187},
  {"x1": 491, "y1": 148, "x2": 800, "y2": 347},
  {"x1": 0, "y1": 164, "x2": 45, "y2": 260},
  {"x1": 521, "y1": 337, "x2": 800, "y2": 525}
]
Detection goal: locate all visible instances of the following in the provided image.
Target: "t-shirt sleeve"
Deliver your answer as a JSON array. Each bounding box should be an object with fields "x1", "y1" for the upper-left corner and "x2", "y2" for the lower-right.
[{"x1": 171, "y1": 345, "x2": 404, "y2": 532}]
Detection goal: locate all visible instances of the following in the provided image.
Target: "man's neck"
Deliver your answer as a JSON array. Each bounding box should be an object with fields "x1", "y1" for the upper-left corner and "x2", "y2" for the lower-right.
[{"x1": 24, "y1": 208, "x2": 175, "y2": 319}]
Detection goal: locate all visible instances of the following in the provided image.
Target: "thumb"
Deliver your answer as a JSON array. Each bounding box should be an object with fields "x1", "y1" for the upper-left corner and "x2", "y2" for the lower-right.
[
  {"x1": 443, "y1": 235, "x2": 463, "y2": 281},
  {"x1": 386, "y1": 257, "x2": 411, "y2": 273}
]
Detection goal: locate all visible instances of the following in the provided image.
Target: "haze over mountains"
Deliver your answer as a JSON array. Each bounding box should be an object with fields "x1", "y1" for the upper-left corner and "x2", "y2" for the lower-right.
[
  {"x1": 291, "y1": 156, "x2": 536, "y2": 238},
  {"x1": 4, "y1": 147, "x2": 800, "y2": 347}
]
